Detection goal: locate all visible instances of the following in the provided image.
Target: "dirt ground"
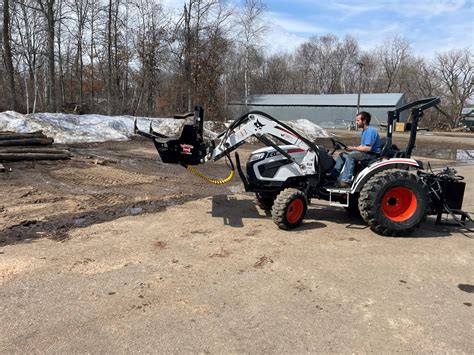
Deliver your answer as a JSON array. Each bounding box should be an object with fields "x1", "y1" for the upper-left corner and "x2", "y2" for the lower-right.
[{"x1": 1, "y1": 130, "x2": 473, "y2": 352}]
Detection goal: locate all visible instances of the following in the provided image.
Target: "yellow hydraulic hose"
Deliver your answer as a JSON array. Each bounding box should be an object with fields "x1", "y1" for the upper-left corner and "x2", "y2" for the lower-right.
[{"x1": 186, "y1": 165, "x2": 235, "y2": 185}]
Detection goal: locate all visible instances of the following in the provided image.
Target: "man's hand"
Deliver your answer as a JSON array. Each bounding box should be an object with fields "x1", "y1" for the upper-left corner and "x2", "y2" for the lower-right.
[{"x1": 346, "y1": 146, "x2": 355, "y2": 152}]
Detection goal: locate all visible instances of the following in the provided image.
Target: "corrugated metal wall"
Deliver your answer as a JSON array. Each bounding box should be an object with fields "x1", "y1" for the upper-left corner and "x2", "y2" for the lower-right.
[
  {"x1": 230, "y1": 105, "x2": 402, "y2": 128},
  {"x1": 229, "y1": 94, "x2": 408, "y2": 128}
]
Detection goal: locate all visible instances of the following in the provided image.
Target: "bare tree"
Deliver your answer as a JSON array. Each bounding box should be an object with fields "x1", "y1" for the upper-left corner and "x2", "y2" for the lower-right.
[
  {"x1": 196, "y1": 2, "x2": 232, "y2": 119},
  {"x1": 173, "y1": 0, "x2": 228, "y2": 113},
  {"x1": 106, "y1": 0, "x2": 113, "y2": 114},
  {"x1": 3, "y1": 0, "x2": 16, "y2": 110},
  {"x1": 35, "y1": 0, "x2": 58, "y2": 112},
  {"x1": 132, "y1": 0, "x2": 168, "y2": 116},
  {"x1": 434, "y1": 48, "x2": 474, "y2": 129},
  {"x1": 376, "y1": 36, "x2": 411, "y2": 92},
  {"x1": 237, "y1": 0, "x2": 266, "y2": 105},
  {"x1": 294, "y1": 35, "x2": 360, "y2": 95},
  {"x1": 13, "y1": 0, "x2": 45, "y2": 113},
  {"x1": 85, "y1": 0, "x2": 101, "y2": 112},
  {"x1": 261, "y1": 53, "x2": 293, "y2": 94},
  {"x1": 71, "y1": 0, "x2": 90, "y2": 106}
]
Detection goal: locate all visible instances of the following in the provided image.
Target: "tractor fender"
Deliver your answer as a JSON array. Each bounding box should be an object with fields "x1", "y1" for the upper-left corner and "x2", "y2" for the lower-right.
[{"x1": 351, "y1": 158, "x2": 423, "y2": 193}]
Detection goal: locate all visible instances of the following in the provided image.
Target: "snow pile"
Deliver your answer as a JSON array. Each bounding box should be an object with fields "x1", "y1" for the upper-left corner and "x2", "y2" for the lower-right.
[
  {"x1": 29, "y1": 112, "x2": 137, "y2": 143},
  {"x1": 0, "y1": 111, "x2": 45, "y2": 133},
  {"x1": 0, "y1": 111, "x2": 217, "y2": 144},
  {"x1": 286, "y1": 119, "x2": 330, "y2": 140},
  {"x1": 0, "y1": 111, "x2": 329, "y2": 144}
]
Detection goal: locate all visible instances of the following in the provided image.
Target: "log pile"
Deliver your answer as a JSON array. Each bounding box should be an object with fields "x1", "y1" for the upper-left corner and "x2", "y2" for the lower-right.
[{"x1": 0, "y1": 131, "x2": 71, "y2": 161}]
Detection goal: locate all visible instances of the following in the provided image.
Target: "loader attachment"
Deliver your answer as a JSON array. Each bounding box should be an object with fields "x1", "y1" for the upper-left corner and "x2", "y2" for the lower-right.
[{"x1": 134, "y1": 106, "x2": 208, "y2": 166}]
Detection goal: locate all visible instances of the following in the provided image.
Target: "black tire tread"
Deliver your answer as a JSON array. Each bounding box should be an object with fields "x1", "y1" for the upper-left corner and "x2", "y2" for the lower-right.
[
  {"x1": 358, "y1": 169, "x2": 427, "y2": 236},
  {"x1": 272, "y1": 188, "x2": 307, "y2": 230}
]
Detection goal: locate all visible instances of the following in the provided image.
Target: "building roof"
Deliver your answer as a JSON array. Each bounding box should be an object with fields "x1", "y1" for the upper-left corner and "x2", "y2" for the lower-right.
[{"x1": 232, "y1": 93, "x2": 405, "y2": 107}]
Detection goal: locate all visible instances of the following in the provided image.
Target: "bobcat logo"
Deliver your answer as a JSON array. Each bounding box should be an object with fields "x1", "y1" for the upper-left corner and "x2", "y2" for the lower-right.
[
  {"x1": 254, "y1": 119, "x2": 265, "y2": 130},
  {"x1": 180, "y1": 144, "x2": 193, "y2": 155}
]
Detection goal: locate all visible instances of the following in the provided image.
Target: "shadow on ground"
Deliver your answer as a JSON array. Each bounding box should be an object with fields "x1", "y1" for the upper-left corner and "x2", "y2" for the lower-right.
[
  {"x1": 209, "y1": 195, "x2": 458, "y2": 239},
  {"x1": 0, "y1": 195, "x2": 196, "y2": 246}
]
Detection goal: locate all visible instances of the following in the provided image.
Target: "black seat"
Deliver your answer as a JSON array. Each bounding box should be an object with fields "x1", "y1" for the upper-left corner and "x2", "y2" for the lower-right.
[{"x1": 378, "y1": 137, "x2": 401, "y2": 158}]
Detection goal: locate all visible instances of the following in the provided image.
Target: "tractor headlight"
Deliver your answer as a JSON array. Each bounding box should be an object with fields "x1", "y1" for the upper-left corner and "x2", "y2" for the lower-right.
[{"x1": 248, "y1": 152, "x2": 265, "y2": 162}]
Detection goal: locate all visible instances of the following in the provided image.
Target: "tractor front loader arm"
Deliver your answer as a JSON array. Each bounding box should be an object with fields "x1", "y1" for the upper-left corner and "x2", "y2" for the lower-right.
[
  {"x1": 135, "y1": 107, "x2": 319, "y2": 171},
  {"x1": 207, "y1": 111, "x2": 321, "y2": 177}
]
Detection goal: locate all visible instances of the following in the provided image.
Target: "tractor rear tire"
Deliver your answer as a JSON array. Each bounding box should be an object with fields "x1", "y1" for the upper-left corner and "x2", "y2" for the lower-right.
[
  {"x1": 255, "y1": 193, "x2": 276, "y2": 211},
  {"x1": 358, "y1": 169, "x2": 428, "y2": 236},
  {"x1": 272, "y1": 188, "x2": 308, "y2": 230}
]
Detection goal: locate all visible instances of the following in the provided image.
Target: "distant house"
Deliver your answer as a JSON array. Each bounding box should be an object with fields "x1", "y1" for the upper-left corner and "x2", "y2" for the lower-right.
[
  {"x1": 229, "y1": 93, "x2": 407, "y2": 128},
  {"x1": 461, "y1": 107, "x2": 474, "y2": 130},
  {"x1": 461, "y1": 107, "x2": 474, "y2": 119}
]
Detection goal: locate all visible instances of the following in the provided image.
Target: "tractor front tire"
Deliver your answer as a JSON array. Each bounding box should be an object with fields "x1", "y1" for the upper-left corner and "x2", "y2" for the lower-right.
[
  {"x1": 256, "y1": 193, "x2": 276, "y2": 211},
  {"x1": 272, "y1": 188, "x2": 308, "y2": 230},
  {"x1": 358, "y1": 169, "x2": 428, "y2": 236}
]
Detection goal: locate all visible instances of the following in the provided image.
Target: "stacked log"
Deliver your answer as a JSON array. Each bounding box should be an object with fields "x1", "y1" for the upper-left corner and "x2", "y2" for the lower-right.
[{"x1": 0, "y1": 131, "x2": 70, "y2": 161}]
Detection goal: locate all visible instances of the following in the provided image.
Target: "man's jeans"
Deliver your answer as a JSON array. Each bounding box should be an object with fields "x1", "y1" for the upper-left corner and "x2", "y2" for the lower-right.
[{"x1": 333, "y1": 151, "x2": 374, "y2": 183}]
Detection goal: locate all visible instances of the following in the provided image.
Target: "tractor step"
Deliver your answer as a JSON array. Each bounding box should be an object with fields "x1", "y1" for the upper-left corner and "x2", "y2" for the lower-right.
[{"x1": 326, "y1": 187, "x2": 350, "y2": 208}]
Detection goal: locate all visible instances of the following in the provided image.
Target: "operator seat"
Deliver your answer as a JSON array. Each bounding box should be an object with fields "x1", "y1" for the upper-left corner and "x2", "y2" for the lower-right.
[
  {"x1": 353, "y1": 137, "x2": 398, "y2": 174},
  {"x1": 378, "y1": 137, "x2": 402, "y2": 158}
]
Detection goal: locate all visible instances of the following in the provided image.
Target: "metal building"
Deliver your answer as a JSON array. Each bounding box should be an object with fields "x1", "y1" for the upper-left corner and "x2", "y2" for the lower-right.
[
  {"x1": 461, "y1": 107, "x2": 474, "y2": 130},
  {"x1": 229, "y1": 93, "x2": 407, "y2": 128}
]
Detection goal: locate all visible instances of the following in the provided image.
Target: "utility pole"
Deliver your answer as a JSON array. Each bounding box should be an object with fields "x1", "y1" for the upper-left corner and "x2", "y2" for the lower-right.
[{"x1": 356, "y1": 61, "x2": 365, "y2": 114}]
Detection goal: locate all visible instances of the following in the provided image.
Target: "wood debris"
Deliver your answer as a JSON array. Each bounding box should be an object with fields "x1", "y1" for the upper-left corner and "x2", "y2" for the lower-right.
[{"x1": 0, "y1": 131, "x2": 70, "y2": 162}]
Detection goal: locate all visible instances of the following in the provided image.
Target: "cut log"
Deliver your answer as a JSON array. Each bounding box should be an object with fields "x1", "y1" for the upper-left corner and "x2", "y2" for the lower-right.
[
  {"x1": 0, "y1": 130, "x2": 43, "y2": 134},
  {"x1": 0, "y1": 131, "x2": 47, "y2": 140},
  {"x1": 0, "y1": 152, "x2": 70, "y2": 161},
  {"x1": 0, "y1": 138, "x2": 54, "y2": 146},
  {"x1": 0, "y1": 147, "x2": 69, "y2": 154}
]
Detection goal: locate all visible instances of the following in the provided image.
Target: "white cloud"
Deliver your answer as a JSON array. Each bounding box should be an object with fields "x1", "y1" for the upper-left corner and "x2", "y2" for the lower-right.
[
  {"x1": 328, "y1": 0, "x2": 466, "y2": 18},
  {"x1": 161, "y1": 0, "x2": 183, "y2": 11},
  {"x1": 390, "y1": 0, "x2": 466, "y2": 17},
  {"x1": 330, "y1": 1, "x2": 382, "y2": 17},
  {"x1": 259, "y1": 11, "x2": 330, "y2": 55},
  {"x1": 263, "y1": 28, "x2": 308, "y2": 55},
  {"x1": 266, "y1": 11, "x2": 327, "y2": 34},
  {"x1": 349, "y1": 23, "x2": 404, "y2": 50}
]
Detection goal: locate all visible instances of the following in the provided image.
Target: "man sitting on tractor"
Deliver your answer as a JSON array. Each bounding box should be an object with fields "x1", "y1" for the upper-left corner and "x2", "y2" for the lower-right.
[{"x1": 333, "y1": 111, "x2": 382, "y2": 188}]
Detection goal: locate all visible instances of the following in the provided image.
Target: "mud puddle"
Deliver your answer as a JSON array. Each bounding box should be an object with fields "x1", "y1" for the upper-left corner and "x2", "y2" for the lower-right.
[{"x1": 414, "y1": 148, "x2": 474, "y2": 164}]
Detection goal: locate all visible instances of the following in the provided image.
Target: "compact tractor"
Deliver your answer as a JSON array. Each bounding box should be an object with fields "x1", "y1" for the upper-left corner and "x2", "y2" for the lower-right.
[{"x1": 135, "y1": 97, "x2": 471, "y2": 236}]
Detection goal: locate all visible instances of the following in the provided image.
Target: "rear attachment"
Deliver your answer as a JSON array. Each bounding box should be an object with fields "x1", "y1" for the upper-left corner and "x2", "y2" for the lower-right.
[{"x1": 420, "y1": 166, "x2": 473, "y2": 232}]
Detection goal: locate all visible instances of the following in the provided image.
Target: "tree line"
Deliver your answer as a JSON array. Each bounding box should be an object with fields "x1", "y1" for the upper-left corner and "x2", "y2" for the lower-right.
[{"x1": 1, "y1": 0, "x2": 472, "y2": 129}]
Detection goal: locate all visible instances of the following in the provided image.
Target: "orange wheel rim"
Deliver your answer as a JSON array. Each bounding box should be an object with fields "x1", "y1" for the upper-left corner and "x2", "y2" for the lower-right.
[
  {"x1": 382, "y1": 187, "x2": 417, "y2": 222},
  {"x1": 287, "y1": 199, "x2": 304, "y2": 224}
]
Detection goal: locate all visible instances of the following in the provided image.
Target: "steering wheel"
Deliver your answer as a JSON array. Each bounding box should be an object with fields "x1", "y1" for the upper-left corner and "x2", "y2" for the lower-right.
[{"x1": 330, "y1": 138, "x2": 347, "y2": 155}]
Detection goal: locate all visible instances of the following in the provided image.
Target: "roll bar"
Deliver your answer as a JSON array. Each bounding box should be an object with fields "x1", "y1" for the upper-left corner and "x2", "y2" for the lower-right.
[
  {"x1": 380, "y1": 97, "x2": 440, "y2": 159},
  {"x1": 394, "y1": 97, "x2": 440, "y2": 115}
]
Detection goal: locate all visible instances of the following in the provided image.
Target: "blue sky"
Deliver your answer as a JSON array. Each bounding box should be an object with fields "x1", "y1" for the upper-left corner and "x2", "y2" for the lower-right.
[
  {"x1": 262, "y1": 0, "x2": 473, "y2": 58},
  {"x1": 163, "y1": 0, "x2": 473, "y2": 58}
]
